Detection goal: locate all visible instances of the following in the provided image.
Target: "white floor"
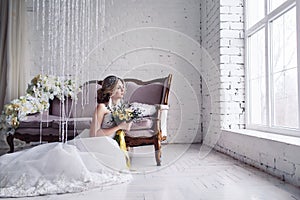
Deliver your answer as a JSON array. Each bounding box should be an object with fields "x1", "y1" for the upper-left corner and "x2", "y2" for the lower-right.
[{"x1": 2, "y1": 143, "x2": 300, "y2": 200}]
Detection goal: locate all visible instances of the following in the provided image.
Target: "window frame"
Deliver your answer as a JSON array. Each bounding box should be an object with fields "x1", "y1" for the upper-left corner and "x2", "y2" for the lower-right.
[{"x1": 245, "y1": 0, "x2": 300, "y2": 137}]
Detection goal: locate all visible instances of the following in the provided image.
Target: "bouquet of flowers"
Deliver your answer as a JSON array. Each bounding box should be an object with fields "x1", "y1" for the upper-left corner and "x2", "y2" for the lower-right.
[
  {"x1": 110, "y1": 103, "x2": 143, "y2": 125},
  {"x1": 110, "y1": 102, "x2": 143, "y2": 168}
]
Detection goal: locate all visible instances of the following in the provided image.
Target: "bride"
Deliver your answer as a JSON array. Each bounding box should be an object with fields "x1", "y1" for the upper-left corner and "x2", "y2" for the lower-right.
[{"x1": 0, "y1": 75, "x2": 133, "y2": 197}]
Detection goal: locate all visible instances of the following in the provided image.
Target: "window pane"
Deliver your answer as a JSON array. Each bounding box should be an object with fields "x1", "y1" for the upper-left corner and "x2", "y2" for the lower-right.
[
  {"x1": 269, "y1": 0, "x2": 287, "y2": 12},
  {"x1": 247, "y1": 0, "x2": 264, "y2": 28},
  {"x1": 248, "y1": 28, "x2": 265, "y2": 79},
  {"x1": 250, "y1": 78, "x2": 267, "y2": 125},
  {"x1": 271, "y1": 7, "x2": 297, "y2": 73},
  {"x1": 273, "y1": 68, "x2": 299, "y2": 128},
  {"x1": 248, "y1": 28, "x2": 267, "y2": 125}
]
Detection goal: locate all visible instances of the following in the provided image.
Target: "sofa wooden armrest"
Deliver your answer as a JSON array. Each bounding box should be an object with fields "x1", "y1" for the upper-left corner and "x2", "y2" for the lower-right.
[{"x1": 156, "y1": 104, "x2": 169, "y2": 141}]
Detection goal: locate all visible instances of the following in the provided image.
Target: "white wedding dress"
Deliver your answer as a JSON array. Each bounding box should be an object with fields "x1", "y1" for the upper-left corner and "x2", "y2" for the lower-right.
[
  {"x1": 0, "y1": 120, "x2": 131, "y2": 197},
  {"x1": 0, "y1": 102, "x2": 156, "y2": 197}
]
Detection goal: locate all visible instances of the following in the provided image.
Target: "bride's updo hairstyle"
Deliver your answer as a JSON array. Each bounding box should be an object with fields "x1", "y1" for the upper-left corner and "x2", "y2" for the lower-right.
[{"x1": 97, "y1": 75, "x2": 124, "y2": 104}]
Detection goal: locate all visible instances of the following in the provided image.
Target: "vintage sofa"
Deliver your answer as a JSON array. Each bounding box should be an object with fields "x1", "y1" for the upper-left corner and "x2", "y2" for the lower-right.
[{"x1": 7, "y1": 74, "x2": 172, "y2": 166}]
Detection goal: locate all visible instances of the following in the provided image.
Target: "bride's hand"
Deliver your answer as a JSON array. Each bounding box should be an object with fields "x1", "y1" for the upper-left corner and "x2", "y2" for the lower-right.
[{"x1": 118, "y1": 121, "x2": 133, "y2": 131}]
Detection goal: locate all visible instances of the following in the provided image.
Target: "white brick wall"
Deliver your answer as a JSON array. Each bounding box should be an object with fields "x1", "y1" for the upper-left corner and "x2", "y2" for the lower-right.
[
  {"x1": 217, "y1": 130, "x2": 300, "y2": 187},
  {"x1": 219, "y1": 0, "x2": 245, "y2": 129},
  {"x1": 200, "y1": 0, "x2": 300, "y2": 188},
  {"x1": 200, "y1": 0, "x2": 221, "y2": 144}
]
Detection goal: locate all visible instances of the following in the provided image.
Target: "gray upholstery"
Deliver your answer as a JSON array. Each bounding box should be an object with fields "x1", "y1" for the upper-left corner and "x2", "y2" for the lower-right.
[
  {"x1": 123, "y1": 77, "x2": 170, "y2": 138},
  {"x1": 130, "y1": 117, "x2": 154, "y2": 130},
  {"x1": 50, "y1": 98, "x2": 73, "y2": 117},
  {"x1": 126, "y1": 130, "x2": 155, "y2": 137},
  {"x1": 124, "y1": 82, "x2": 164, "y2": 105}
]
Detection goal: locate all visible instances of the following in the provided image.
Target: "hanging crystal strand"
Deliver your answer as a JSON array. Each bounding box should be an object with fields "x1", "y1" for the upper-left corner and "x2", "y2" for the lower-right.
[
  {"x1": 66, "y1": 0, "x2": 72, "y2": 142},
  {"x1": 59, "y1": 82, "x2": 63, "y2": 142},
  {"x1": 70, "y1": 0, "x2": 74, "y2": 73},
  {"x1": 41, "y1": 0, "x2": 46, "y2": 75},
  {"x1": 86, "y1": 0, "x2": 90, "y2": 103},
  {"x1": 49, "y1": 0, "x2": 53, "y2": 74},
  {"x1": 47, "y1": 0, "x2": 52, "y2": 75},
  {"x1": 95, "y1": 0, "x2": 100, "y2": 56},
  {"x1": 71, "y1": 0, "x2": 75, "y2": 90},
  {"x1": 55, "y1": 0, "x2": 62, "y2": 142},
  {"x1": 100, "y1": 0, "x2": 105, "y2": 65},
  {"x1": 99, "y1": 0, "x2": 102, "y2": 42},
  {"x1": 38, "y1": 0, "x2": 46, "y2": 144},
  {"x1": 64, "y1": 0, "x2": 69, "y2": 142},
  {"x1": 53, "y1": 0, "x2": 58, "y2": 76},
  {"x1": 101, "y1": 0, "x2": 105, "y2": 43},
  {"x1": 95, "y1": 0, "x2": 99, "y2": 34},
  {"x1": 71, "y1": 0, "x2": 77, "y2": 141},
  {"x1": 90, "y1": 0, "x2": 94, "y2": 102},
  {"x1": 44, "y1": 0, "x2": 51, "y2": 129},
  {"x1": 32, "y1": 0, "x2": 35, "y2": 32},
  {"x1": 67, "y1": 0, "x2": 71, "y2": 77},
  {"x1": 74, "y1": 0, "x2": 81, "y2": 110},
  {"x1": 36, "y1": 0, "x2": 39, "y2": 30},
  {"x1": 79, "y1": 0, "x2": 85, "y2": 111},
  {"x1": 61, "y1": 0, "x2": 68, "y2": 143},
  {"x1": 80, "y1": 0, "x2": 85, "y2": 107},
  {"x1": 72, "y1": 0, "x2": 83, "y2": 118},
  {"x1": 98, "y1": 0, "x2": 102, "y2": 68},
  {"x1": 94, "y1": 0, "x2": 101, "y2": 111},
  {"x1": 51, "y1": 0, "x2": 55, "y2": 75},
  {"x1": 81, "y1": 0, "x2": 86, "y2": 106},
  {"x1": 73, "y1": 0, "x2": 80, "y2": 142},
  {"x1": 86, "y1": 0, "x2": 90, "y2": 105}
]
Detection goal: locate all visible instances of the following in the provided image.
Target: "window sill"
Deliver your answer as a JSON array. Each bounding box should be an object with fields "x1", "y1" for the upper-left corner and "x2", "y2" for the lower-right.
[{"x1": 222, "y1": 129, "x2": 300, "y2": 147}]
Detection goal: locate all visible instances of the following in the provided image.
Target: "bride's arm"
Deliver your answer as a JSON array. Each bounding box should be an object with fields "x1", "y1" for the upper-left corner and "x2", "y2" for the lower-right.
[{"x1": 90, "y1": 104, "x2": 131, "y2": 137}]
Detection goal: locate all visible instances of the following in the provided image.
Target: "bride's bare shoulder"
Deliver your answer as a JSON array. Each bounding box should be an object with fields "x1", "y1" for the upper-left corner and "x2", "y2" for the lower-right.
[{"x1": 96, "y1": 103, "x2": 109, "y2": 113}]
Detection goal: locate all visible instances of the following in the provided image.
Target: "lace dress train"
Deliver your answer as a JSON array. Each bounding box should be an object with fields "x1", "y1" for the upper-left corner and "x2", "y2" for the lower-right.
[{"x1": 0, "y1": 130, "x2": 131, "y2": 197}]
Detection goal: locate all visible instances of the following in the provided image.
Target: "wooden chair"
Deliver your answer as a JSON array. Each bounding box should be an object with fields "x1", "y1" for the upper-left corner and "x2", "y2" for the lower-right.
[{"x1": 123, "y1": 74, "x2": 172, "y2": 166}]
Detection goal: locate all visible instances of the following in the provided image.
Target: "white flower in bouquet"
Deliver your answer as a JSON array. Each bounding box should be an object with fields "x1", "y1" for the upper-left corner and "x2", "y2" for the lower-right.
[{"x1": 111, "y1": 103, "x2": 143, "y2": 125}]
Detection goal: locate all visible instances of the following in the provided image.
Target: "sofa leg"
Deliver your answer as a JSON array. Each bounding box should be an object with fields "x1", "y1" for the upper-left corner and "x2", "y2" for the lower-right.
[
  {"x1": 154, "y1": 139, "x2": 161, "y2": 166},
  {"x1": 6, "y1": 134, "x2": 14, "y2": 153}
]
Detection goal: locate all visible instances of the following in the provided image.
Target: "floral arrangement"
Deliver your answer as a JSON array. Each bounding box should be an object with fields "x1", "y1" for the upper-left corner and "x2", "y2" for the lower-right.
[
  {"x1": 26, "y1": 74, "x2": 78, "y2": 101},
  {"x1": 0, "y1": 74, "x2": 79, "y2": 135},
  {"x1": 110, "y1": 103, "x2": 143, "y2": 125}
]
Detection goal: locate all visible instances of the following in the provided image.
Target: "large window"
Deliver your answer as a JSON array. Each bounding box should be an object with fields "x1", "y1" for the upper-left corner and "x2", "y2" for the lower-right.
[{"x1": 246, "y1": 0, "x2": 299, "y2": 136}]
